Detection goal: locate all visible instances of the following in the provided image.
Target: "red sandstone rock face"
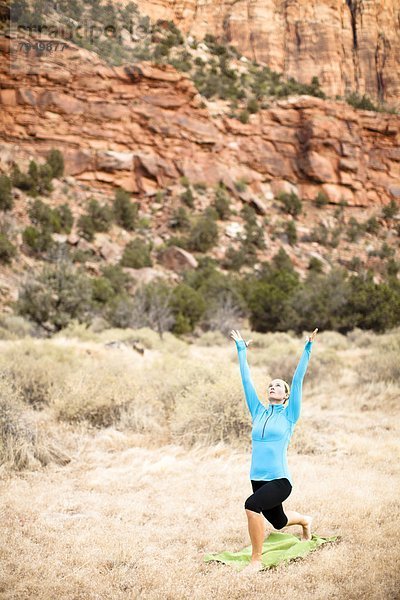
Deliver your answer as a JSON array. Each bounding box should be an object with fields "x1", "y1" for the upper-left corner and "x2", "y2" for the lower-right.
[
  {"x1": 0, "y1": 37, "x2": 399, "y2": 209},
  {"x1": 135, "y1": 0, "x2": 400, "y2": 108}
]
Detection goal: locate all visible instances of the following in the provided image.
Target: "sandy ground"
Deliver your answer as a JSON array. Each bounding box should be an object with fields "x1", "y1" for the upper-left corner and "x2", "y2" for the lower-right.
[{"x1": 1, "y1": 415, "x2": 399, "y2": 600}]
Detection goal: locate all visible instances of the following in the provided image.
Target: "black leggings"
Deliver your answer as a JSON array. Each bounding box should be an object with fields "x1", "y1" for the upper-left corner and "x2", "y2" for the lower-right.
[{"x1": 244, "y1": 478, "x2": 292, "y2": 530}]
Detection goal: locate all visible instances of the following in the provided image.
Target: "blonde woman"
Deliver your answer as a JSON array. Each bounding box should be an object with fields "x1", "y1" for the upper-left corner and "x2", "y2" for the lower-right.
[{"x1": 230, "y1": 327, "x2": 318, "y2": 575}]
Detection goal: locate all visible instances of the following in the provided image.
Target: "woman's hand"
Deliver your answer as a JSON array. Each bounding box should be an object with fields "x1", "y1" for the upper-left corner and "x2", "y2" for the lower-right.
[
  {"x1": 230, "y1": 329, "x2": 253, "y2": 348},
  {"x1": 306, "y1": 328, "x2": 318, "y2": 343}
]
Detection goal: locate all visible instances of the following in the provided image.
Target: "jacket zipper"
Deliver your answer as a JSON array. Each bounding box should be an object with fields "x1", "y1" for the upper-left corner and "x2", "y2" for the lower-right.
[{"x1": 262, "y1": 405, "x2": 274, "y2": 439}]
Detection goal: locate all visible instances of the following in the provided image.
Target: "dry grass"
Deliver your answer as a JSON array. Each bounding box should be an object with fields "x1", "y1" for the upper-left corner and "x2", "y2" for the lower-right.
[{"x1": 0, "y1": 326, "x2": 399, "y2": 599}]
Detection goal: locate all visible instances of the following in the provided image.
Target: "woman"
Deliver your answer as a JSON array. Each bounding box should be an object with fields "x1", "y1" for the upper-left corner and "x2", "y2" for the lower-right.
[{"x1": 230, "y1": 327, "x2": 318, "y2": 575}]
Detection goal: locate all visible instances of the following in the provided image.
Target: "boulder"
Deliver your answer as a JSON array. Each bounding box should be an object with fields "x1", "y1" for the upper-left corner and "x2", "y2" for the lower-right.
[
  {"x1": 157, "y1": 246, "x2": 198, "y2": 271},
  {"x1": 270, "y1": 180, "x2": 299, "y2": 198}
]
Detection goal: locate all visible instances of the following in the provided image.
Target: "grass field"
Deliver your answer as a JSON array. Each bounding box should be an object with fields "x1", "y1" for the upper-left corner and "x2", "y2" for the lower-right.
[{"x1": 1, "y1": 324, "x2": 399, "y2": 599}]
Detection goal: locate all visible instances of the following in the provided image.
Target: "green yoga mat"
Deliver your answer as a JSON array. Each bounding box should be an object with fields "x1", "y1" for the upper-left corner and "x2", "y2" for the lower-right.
[{"x1": 204, "y1": 532, "x2": 339, "y2": 571}]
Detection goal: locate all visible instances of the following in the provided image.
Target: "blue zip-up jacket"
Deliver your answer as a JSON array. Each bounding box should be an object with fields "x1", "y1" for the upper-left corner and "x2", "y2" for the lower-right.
[{"x1": 235, "y1": 338, "x2": 313, "y2": 485}]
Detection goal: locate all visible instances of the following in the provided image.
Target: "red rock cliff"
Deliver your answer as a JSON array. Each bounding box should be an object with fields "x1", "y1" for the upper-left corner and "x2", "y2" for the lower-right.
[
  {"x1": 135, "y1": 0, "x2": 400, "y2": 108},
  {"x1": 0, "y1": 37, "x2": 399, "y2": 208}
]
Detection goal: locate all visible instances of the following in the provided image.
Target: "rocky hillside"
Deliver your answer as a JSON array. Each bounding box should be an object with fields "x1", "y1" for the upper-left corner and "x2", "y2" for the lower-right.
[
  {"x1": 0, "y1": 2, "x2": 399, "y2": 321},
  {"x1": 132, "y1": 0, "x2": 400, "y2": 108}
]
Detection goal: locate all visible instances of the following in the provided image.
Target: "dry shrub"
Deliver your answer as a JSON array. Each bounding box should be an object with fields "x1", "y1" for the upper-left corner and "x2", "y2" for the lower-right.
[
  {"x1": 54, "y1": 322, "x2": 187, "y2": 353},
  {"x1": 0, "y1": 314, "x2": 36, "y2": 340},
  {"x1": 240, "y1": 329, "x2": 297, "y2": 349},
  {"x1": 242, "y1": 343, "x2": 342, "y2": 386},
  {"x1": 360, "y1": 350, "x2": 400, "y2": 384},
  {"x1": 289, "y1": 416, "x2": 338, "y2": 455},
  {"x1": 52, "y1": 362, "x2": 138, "y2": 428},
  {"x1": 53, "y1": 319, "x2": 101, "y2": 342},
  {"x1": 305, "y1": 348, "x2": 344, "y2": 383},
  {"x1": 119, "y1": 353, "x2": 207, "y2": 438},
  {"x1": 0, "y1": 375, "x2": 71, "y2": 474},
  {"x1": 356, "y1": 329, "x2": 400, "y2": 385},
  {"x1": 0, "y1": 339, "x2": 78, "y2": 409},
  {"x1": 194, "y1": 330, "x2": 228, "y2": 346},
  {"x1": 96, "y1": 326, "x2": 187, "y2": 353},
  {"x1": 317, "y1": 330, "x2": 349, "y2": 350},
  {"x1": 346, "y1": 327, "x2": 376, "y2": 348},
  {"x1": 356, "y1": 380, "x2": 399, "y2": 412},
  {"x1": 170, "y1": 362, "x2": 250, "y2": 448}
]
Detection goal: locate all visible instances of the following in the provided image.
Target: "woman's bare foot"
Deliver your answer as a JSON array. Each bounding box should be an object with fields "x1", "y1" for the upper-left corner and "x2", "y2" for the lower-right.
[
  {"x1": 301, "y1": 515, "x2": 313, "y2": 541},
  {"x1": 240, "y1": 560, "x2": 264, "y2": 575}
]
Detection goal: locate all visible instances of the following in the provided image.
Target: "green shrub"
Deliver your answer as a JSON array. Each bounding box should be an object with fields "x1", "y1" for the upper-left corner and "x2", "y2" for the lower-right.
[
  {"x1": 222, "y1": 245, "x2": 247, "y2": 271},
  {"x1": 346, "y1": 92, "x2": 379, "y2": 111},
  {"x1": 271, "y1": 247, "x2": 295, "y2": 272},
  {"x1": 329, "y1": 226, "x2": 342, "y2": 248},
  {"x1": 364, "y1": 215, "x2": 380, "y2": 234},
  {"x1": 315, "y1": 191, "x2": 329, "y2": 208},
  {"x1": 113, "y1": 189, "x2": 138, "y2": 231},
  {"x1": 0, "y1": 175, "x2": 13, "y2": 211},
  {"x1": 238, "y1": 110, "x2": 250, "y2": 123},
  {"x1": 308, "y1": 222, "x2": 329, "y2": 245},
  {"x1": 386, "y1": 258, "x2": 399, "y2": 278},
  {"x1": 213, "y1": 183, "x2": 231, "y2": 220},
  {"x1": 247, "y1": 97, "x2": 259, "y2": 114},
  {"x1": 165, "y1": 235, "x2": 190, "y2": 249},
  {"x1": 14, "y1": 260, "x2": 93, "y2": 333},
  {"x1": 246, "y1": 279, "x2": 292, "y2": 333},
  {"x1": 10, "y1": 154, "x2": 60, "y2": 197},
  {"x1": 282, "y1": 267, "x2": 350, "y2": 333},
  {"x1": 204, "y1": 206, "x2": 219, "y2": 221},
  {"x1": 46, "y1": 148, "x2": 64, "y2": 178},
  {"x1": 193, "y1": 181, "x2": 207, "y2": 193},
  {"x1": 308, "y1": 256, "x2": 324, "y2": 272},
  {"x1": 54, "y1": 203, "x2": 73, "y2": 233},
  {"x1": 103, "y1": 292, "x2": 136, "y2": 328},
  {"x1": 180, "y1": 176, "x2": 190, "y2": 187},
  {"x1": 241, "y1": 205, "x2": 266, "y2": 250},
  {"x1": 169, "y1": 51, "x2": 192, "y2": 72},
  {"x1": 22, "y1": 226, "x2": 54, "y2": 255},
  {"x1": 234, "y1": 179, "x2": 247, "y2": 193},
  {"x1": 276, "y1": 191, "x2": 302, "y2": 218},
  {"x1": 242, "y1": 256, "x2": 300, "y2": 332},
  {"x1": 77, "y1": 198, "x2": 114, "y2": 240},
  {"x1": 70, "y1": 248, "x2": 94, "y2": 263},
  {"x1": 100, "y1": 263, "x2": 134, "y2": 294},
  {"x1": 187, "y1": 214, "x2": 219, "y2": 252},
  {"x1": 381, "y1": 199, "x2": 398, "y2": 220},
  {"x1": 378, "y1": 242, "x2": 395, "y2": 259},
  {"x1": 77, "y1": 214, "x2": 96, "y2": 242},
  {"x1": 10, "y1": 164, "x2": 32, "y2": 191},
  {"x1": 91, "y1": 276, "x2": 116, "y2": 306},
  {"x1": 285, "y1": 220, "x2": 297, "y2": 245},
  {"x1": 341, "y1": 272, "x2": 400, "y2": 332},
  {"x1": 28, "y1": 198, "x2": 61, "y2": 232},
  {"x1": 348, "y1": 256, "x2": 363, "y2": 273},
  {"x1": 0, "y1": 232, "x2": 17, "y2": 264},
  {"x1": 86, "y1": 198, "x2": 114, "y2": 232},
  {"x1": 169, "y1": 207, "x2": 190, "y2": 229},
  {"x1": 180, "y1": 187, "x2": 194, "y2": 208},
  {"x1": 169, "y1": 283, "x2": 206, "y2": 334},
  {"x1": 346, "y1": 216, "x2": 364, "y2": 242},
  {"x1": 120, "y1": 238, "x2": 153, "y2": 268}
]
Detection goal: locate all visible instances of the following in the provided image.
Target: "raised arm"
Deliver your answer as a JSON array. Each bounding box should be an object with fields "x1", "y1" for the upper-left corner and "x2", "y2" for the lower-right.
[
  {"x1": 235, "y1": 339, "x2": 264, "y2": 421},
  {"x1": 285, "y1": 340, "x2": 313, "y2": 424}
]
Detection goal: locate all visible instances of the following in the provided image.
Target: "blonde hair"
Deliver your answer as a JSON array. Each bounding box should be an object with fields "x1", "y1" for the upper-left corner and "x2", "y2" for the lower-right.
[{"x1": 283, "y1": 381, "x2": 290, "y2": 404}]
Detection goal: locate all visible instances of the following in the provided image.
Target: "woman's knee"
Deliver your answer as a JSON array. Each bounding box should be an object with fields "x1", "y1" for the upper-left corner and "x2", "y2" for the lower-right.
[{"x1": 244, "y1": 495, "x2": 261, "y2": 513}]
